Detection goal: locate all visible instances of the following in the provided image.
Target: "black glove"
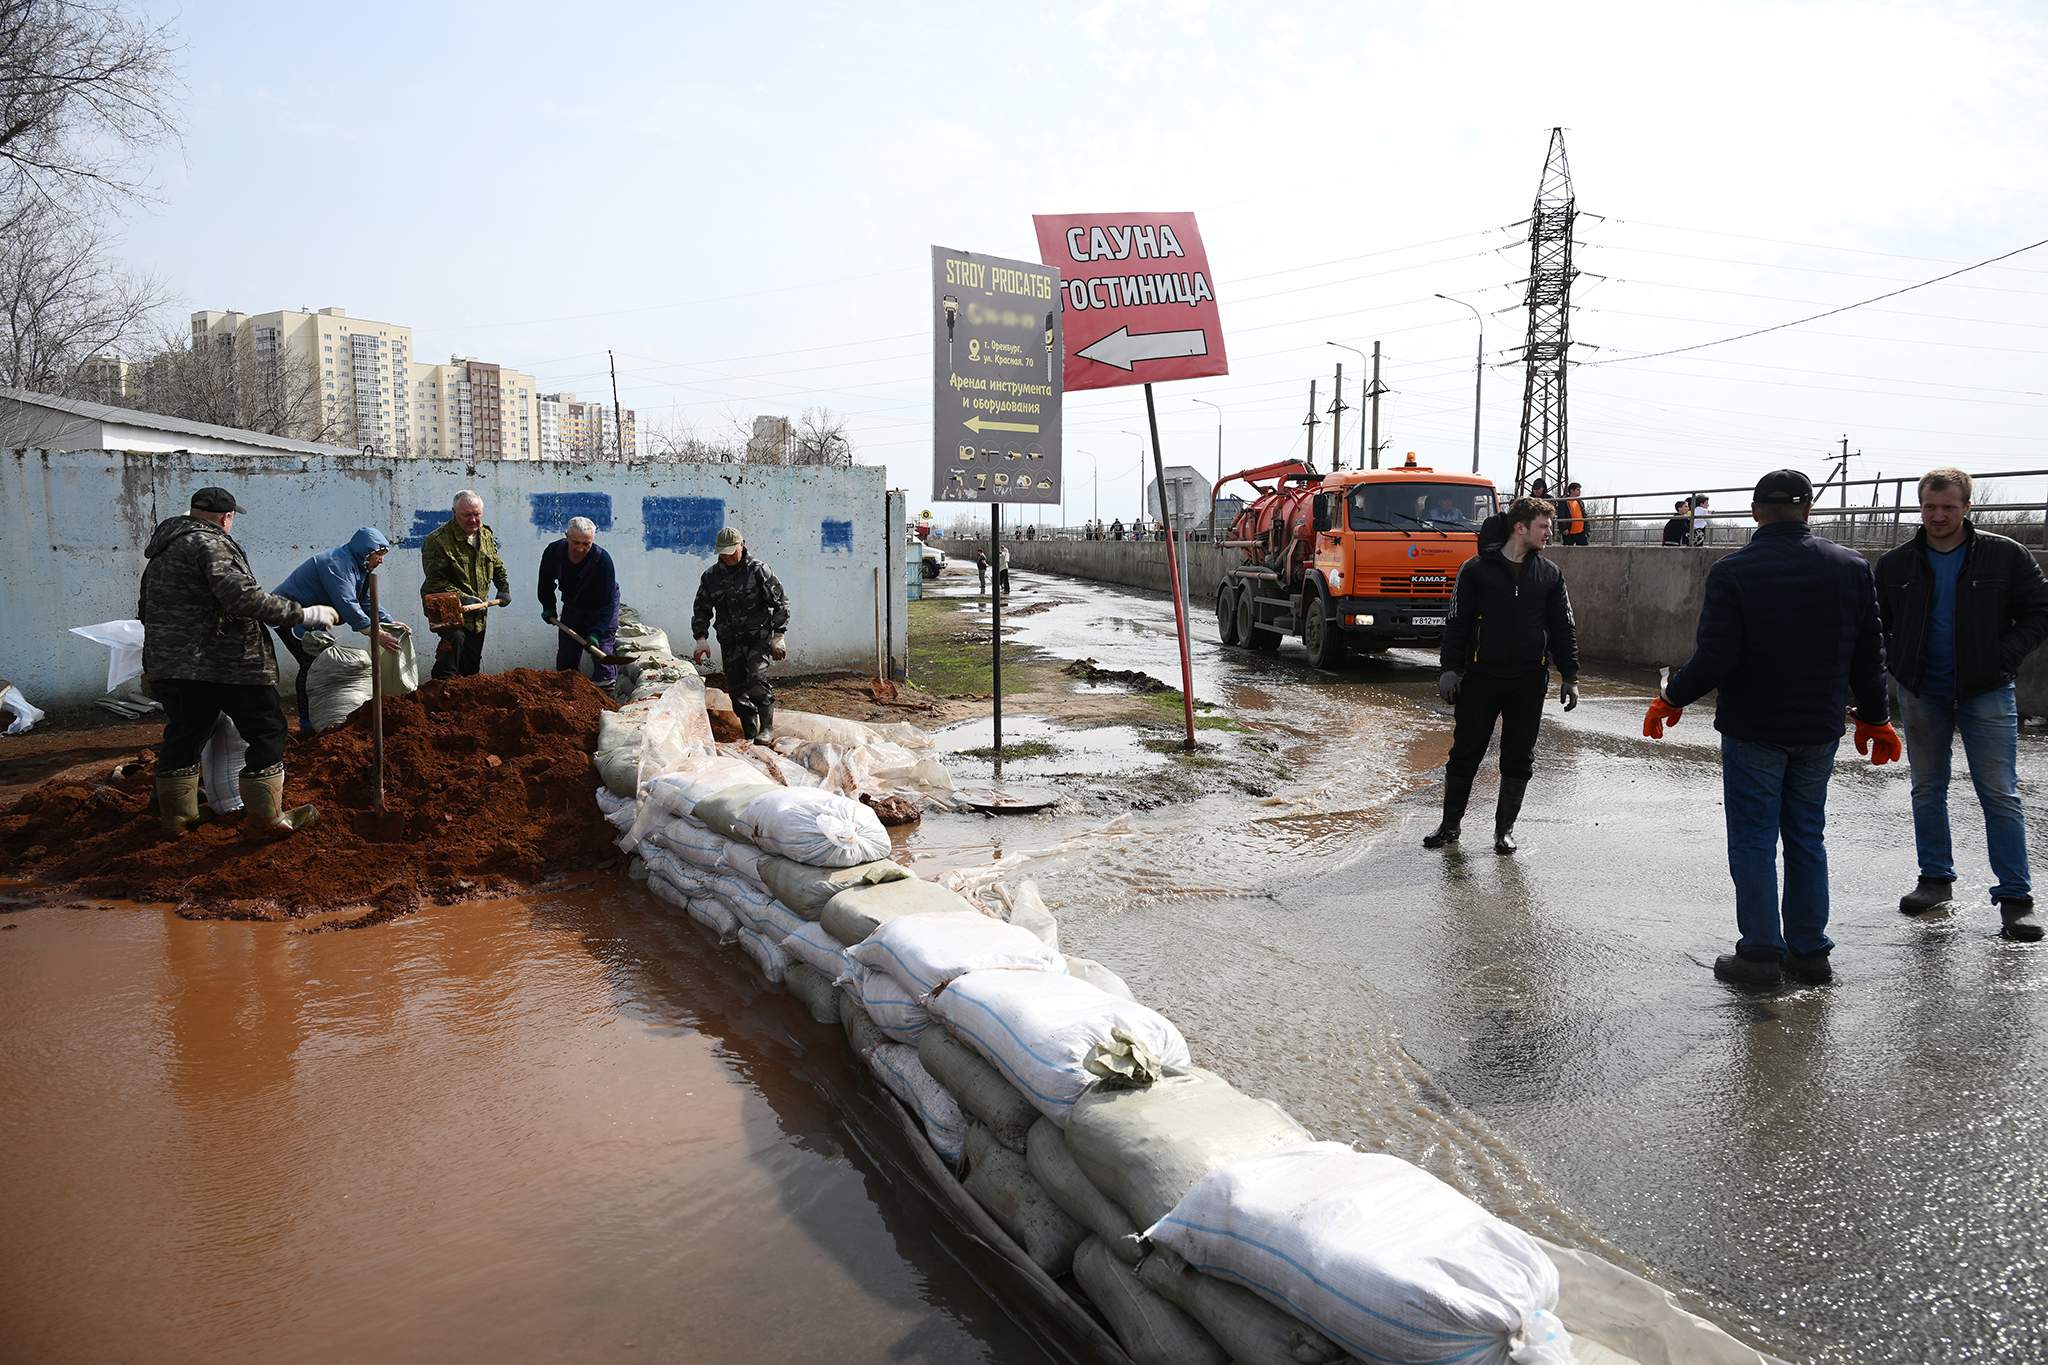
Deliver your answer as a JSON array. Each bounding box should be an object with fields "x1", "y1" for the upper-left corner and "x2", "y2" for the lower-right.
[
  {"x1": 1438, "y1": 671, "x2": 1461, "y2": 704},
  {"x1": 543, "y1": 607, "x2": 558, "y2": 626},
  {"x1": 1560, "y1": 680, "x2": 1579, "y2": 712}
]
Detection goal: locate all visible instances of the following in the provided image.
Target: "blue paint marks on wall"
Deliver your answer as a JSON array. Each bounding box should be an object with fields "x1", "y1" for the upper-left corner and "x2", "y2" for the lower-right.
[
  {"x1": 642, "y1": 495, "x2": 724, "y2": 554},
  {"x1": 528, "y1": 491, "x2": 613, "y2": 533},
  {"x1": 820, "y1": 518, "x2": 854, "y2": 552},
  {"x1": 396, "y1": 509, "x2": 446, "y2": 549}
]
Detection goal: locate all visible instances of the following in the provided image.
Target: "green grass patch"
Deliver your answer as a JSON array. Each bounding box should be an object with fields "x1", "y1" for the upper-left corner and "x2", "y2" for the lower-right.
[
  {"x1": 1137, "y1": 688, "x2": 1243, "y2": 730},
  {"x1": 958, "y1": 739, "x2": 1060, "y2": 761},
  {"x1": 1140, "y1": 738, "x2": 1226, "y2": 768}
]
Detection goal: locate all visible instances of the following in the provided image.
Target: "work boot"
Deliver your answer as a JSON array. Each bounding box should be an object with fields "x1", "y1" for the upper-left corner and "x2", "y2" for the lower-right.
[
  {"x1": 240, "y1": 765, "x2": 317, "y2": 841},
  {"x1": 1714, "y1": 950, "x2": 1783, "y2": 988},
  {"x1": 1999, "y1": 898, "x2": 2043, "y2": 943},
  {"x1": 1899, "y1": 877, "x2": 1954, "y2": 915},
  {"x1": 1493, "y1": 776, "x2": 1530, "y2": 856},
  {"x1": 755, "y1": 698, "x2": 776, "y2": 745},
  {"x1": 155, "y1": 764, "x2": 205, "y2": 836},
  {"x1": 736, "y1": 704, "x2": 759, "y2": 742},
  {"x1": 1423, "y1": 768, "x2": 1475, "y2": 849},
  {"x1": 1784, "y1": 948, "x2": 1835, "y2": 986}
]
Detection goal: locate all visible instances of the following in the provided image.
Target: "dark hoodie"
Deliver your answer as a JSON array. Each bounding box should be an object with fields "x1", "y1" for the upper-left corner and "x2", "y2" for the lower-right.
[{"x1": 139, "y1": 516, "x2": 307, "y2": 685}]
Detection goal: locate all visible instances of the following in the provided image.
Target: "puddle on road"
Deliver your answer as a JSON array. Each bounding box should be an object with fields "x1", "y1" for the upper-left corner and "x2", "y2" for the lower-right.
[{"x1": 0, "y1": 891, "x2": 1053, "y2": 1365}]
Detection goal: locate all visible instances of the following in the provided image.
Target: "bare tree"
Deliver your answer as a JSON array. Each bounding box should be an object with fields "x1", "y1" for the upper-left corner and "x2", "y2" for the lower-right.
[
  {"x1": 788, "y1": 405, "x2": 855, "y2": 467},
  {"x1": 642, "y1": 414, "x2": 745, "y2": 464},
  {"x1": 124, "y1": 325, "x2": 346, "y2": 443},
  {"x1": 0, "y1": 199, "x2": 166, "y2": 394}
]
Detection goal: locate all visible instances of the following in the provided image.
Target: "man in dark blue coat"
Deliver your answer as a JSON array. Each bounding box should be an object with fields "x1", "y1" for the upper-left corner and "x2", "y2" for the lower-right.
[
  {"x1": 1643, "y1": 470, "x2": 1902, "y2": 988},
  {"x1": 538, "y1": 516, "x2": 621, "y2": 686}
]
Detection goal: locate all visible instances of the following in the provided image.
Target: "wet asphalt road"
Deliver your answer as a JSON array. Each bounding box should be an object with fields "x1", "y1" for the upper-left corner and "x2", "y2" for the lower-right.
[{"x1": 944, "y1": 567, "x2": 2048, "y2": 1365}]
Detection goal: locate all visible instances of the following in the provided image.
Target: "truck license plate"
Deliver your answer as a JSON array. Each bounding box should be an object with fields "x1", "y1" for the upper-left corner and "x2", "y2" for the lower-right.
[{"x1": 1411, "y1": 615, "x2": 1446, "y2": 627}]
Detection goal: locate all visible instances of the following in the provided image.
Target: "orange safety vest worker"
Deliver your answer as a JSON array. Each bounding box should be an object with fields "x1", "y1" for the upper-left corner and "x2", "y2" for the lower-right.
[{"x1": 1563, "y1": 498, "x2": 1586, "y2": 536}]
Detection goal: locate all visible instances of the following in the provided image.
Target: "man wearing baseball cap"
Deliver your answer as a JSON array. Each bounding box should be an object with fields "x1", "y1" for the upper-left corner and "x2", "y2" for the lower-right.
[
  {"x1": 690, "y1": 526, "x2": 789, "y2": 741},
  {"x1": 139, "y1": 487, "x2": 340, "y2": 838},
  {"x1": 1643, "y1": 469, "x2": 1901, "y2": 987}
]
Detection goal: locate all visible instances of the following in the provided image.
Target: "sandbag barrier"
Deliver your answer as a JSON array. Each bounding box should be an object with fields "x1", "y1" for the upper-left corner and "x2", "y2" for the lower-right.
[{"x1": 600, "y1": 714, "x2": 1781, "y2": 1365}]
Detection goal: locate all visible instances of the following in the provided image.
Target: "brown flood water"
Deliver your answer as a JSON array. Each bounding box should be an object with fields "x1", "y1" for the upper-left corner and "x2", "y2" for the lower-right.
[{"x1": 0, "y1": 884, "x2": 1052, "y2": 1365}]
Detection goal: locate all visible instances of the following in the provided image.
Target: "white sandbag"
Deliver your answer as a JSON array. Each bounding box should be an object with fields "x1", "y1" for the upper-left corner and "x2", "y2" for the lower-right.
[
  {"x1": 734, "y1": 925, "x2": 788, "y2": 984},
  {"x1": 594, "y1": 745, "x2": 640, "y2": 798},
  {"x1": 198, "y1": 713, "x2": 247, "y2": 813},
  {"x1": 1064, "y1": 954, "x2": 1135, "y2": 1001},
  {"x1": 865, "y1": 1042, "x2": 966, "y2": 1165},
  {"x1": 304, "y1": 634, "x2": 419, "y2": 733},
  {"x1": 1146, "y1": 1143, "x2": 1573, "y2": 1365},
  {"x1": 690, "y1": 782, "x2": 787, "y2": 841},
  {"x1": 639, "y1": 758, "x2": 768, "y2": 821},
  {"x1": 772, "y1": 708, "x2": 934, "y2": 751},
  {"x1": 1072, "y1": 1238, "x2": 1228, "y2": 1365},
  {"x1": 1137, "y1": 1244, "x2": 1346, "y2": 1365},
  {"x1": 782, "y1": 961, "x2": 840, "y2": 1025},
  {"x1": 962, "y1": 1124, "x2": 1087, "y2": 1276},
  {"x1": 736, "y1": 786, "x2": 890, "y2": 867},
  {"x1": 684, "y1": 895, "x2": 739, "y2": 939},
  {"x1": 929, "y1": 970, "x2": 1191, "y2": 1126},
  {"x1": 635, "y1": 673, "x2": 715, "y2": 788},
  {"x1": 820, "y1": 875, "x2": 978, "y2": 945},
  {"x1": 836, "y1": 984, "x2": 889, "y2": 1055},
  {"x1": 1066, "y1": 1066, "x2": 1313, "y2": 1230},
  {"x1": 758, "y1": 854, "x2": 911, "y2": 918},
  {"x1": 729, "y1": 885, "x2": 806, "y2": 943},
  {"x1": 916, "y1": 1028, "x2": 1039, "y2": 1153},
  {"x1": 1026, "y1": 1117, "x2": 1143, "y2": 1264},
  {"x1": 69, "y1": 618, "x2": 145, "y2": 690},
  {"x1": 854, "y1": 965, "x2": 929, "y2": 1045},
  {"x1": 781, "y1": 921, "x2": 852, "y2": 982},
  {"x1": 0, "y1": 683, "x2": 45, "y2": 735},
  {"x1": 848, "y1": 911, "x2": 1065, "y2": 998},
  {"x1": 594, "y1": 787, "x2": 636, "y2": 820}
]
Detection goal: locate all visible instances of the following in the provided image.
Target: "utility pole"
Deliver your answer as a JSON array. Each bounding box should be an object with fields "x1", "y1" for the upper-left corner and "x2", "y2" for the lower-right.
[
  {"x1": 1367, "y1": 342, "x2": 1388, "y2": 469},
  {"x1": 1303, "y1": 379, "x2": 1321, "y2": 469},
  {"x1": 1327, "y1": 365, "x2": 1348, "y2": 478},
  {"x1": 608, "y1": 350, "x2": 626, "y2": 461}
]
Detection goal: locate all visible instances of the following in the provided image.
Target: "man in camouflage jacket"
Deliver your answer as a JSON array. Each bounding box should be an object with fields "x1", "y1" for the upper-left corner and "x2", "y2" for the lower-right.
[
  {"x1": 139, "y1": 487, "x2": 339, "y2": 838},
  {"x1": 691, "y1": 526, "x2": 790, "y2": 740},
  {"x1": 419, "y1": 489, "x2": 512, "y2": 679}
]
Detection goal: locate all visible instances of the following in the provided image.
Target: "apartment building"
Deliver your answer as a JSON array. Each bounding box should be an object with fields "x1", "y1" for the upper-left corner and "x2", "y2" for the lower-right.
[
  {"x1": 537, "y1": 391, "x2": 637, "y2": 461},
  {"x1": 78, "y1": 355, "x2": 136, "y2": 405},
  {"x1": 191, "y1": 307, "x2": 413, "y2": 455},
  {"x1": 411, "y1": 357, "x2": 538, "y2": 460}
]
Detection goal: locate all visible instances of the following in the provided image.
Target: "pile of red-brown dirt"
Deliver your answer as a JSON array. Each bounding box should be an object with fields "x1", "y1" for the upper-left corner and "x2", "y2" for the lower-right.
[{"x1": 0, "y1": 669, "x2": 620, "y2": 925}]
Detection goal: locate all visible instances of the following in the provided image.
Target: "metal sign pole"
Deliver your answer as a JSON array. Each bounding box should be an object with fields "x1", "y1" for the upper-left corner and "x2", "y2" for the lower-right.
[
  {"x1": 990, "y1": 501, "x2": 1002, "y2": 781},
  {"x1": 1144, "y1": 383, "x2": 1197, "y2": 751}
]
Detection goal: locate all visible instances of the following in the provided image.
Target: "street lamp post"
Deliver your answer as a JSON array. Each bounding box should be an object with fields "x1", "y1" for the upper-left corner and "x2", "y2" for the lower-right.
[
  {"x1": 1434, "y1": 293, "x2": 1484, "y2": 474},
  {"x1": 1326, "y1": 342, "x2": 1369, "y2": 469},
  {"x1": 1122, "y1": 429, "x2": 1145, "y2": 530}
]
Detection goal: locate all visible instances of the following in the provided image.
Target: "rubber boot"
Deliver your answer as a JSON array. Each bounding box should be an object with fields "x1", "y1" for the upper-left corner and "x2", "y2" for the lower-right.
[
  {"x1": 155, "y1": 764, "x2": 204, "y2": 836},
  {"x1": 736, "y1": 702, "x2": 759, "y2": 741},
  {"x1": 754, "y1": 697, "x2": 776, "y2": 745},
  {"x1": 2000, "y1": 898, "x2": 2043, "y2": 943},
  {"x1": 240, "y1": 765, "x2": 317, "y2": 841},
  {"x1": 1493, "y1": 776, "x2": 1530, "y2": 855},
  {"x1": 1423, "y1": 768, "x2": 1474, "y2": 849},
  {"x1": 1899, "y1": 877, "x2": 1954, "y2": 915}
]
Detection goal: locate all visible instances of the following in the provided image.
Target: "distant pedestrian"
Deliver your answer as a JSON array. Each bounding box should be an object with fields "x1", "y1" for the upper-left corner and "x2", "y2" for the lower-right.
[
  {"x1": 419, "y1": 490, "x2": 510, "y2": 679},
  {"x1": 1644, "y1": 470, "x2": 1900, "y2": 988},
  {"x1": 975, "y1": 549, "x2": 989, "y2": 593},
  {"x1": 1661, "y1": 499, "x2": 1693, "y2": 546},
  {"x1": 1425, "y1": 496, "x2": 1579, "y2": 855},
  {"x1": 1528, "y1": 478, "x2": 1551, "y2": 502},
  {"x1": 1560, "y1": 483, "x2": 1591, "y2": 546},
  {"x1": 1878, "y1": 467, "x2": 2048, "y2": 941},
  {"x1": 539, "y1": 516, "x2": 621, "y2": 687},
  {"x1": 998, "y1": 545, "x2": 1011, "y2": 595},
  {"x1": 1112, "y1": 519, "x2": 1125, "y2": 541},
  {"x1": 1690, "y1": 494, "x2": 1712, "y2": 547}
]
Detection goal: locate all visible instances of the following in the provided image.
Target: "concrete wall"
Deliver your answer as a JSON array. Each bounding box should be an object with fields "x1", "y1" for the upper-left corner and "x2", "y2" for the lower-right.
[
  {"x1": 990, "y1": 537, "x2": 2048, "y2": 718},
  {"x1": 4, "y1": 448, "x2": 907, "y2": 705}
]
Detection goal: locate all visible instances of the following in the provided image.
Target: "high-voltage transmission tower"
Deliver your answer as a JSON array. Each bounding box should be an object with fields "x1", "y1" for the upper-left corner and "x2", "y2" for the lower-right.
[{"x1": 1512, "y1": 127, "x2": 1578, "y2": 497}]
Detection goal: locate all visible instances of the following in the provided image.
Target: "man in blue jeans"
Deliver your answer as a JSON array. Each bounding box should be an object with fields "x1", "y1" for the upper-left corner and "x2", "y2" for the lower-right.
[
  {"x1": 1643, "y1": 470, "x2": 1902, "y2": 987},
  {"x1": 1877, "y1": 468, "x2": 2048, "y2": 941}
]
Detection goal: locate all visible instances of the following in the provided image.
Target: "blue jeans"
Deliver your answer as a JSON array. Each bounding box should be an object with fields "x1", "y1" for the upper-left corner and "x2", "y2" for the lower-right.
[
  {"x1": 1902, "y1": 684, "x2": 2031, "y2": 903},
  {"x1": 1721, "y1": 734, "x2": 1840, "y2": 958}
]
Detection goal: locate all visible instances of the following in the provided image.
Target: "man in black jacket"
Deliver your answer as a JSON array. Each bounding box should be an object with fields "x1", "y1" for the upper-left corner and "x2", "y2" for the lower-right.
[
  {"x1": 1661, "y1": 499, "x2": 1693, "y2": 546},
  {"x1": 1644, "y1": 470, "x2": 1901, "y2": 987},
  {"x1": 1425, "y1": 497, "x2": 1579, "y2": 855},
  {"x1": 1877, "y1": 468, "x2": 2048, "y2": 941}
]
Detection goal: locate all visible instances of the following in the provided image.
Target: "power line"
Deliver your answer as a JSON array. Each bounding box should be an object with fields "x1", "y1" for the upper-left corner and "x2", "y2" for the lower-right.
[
  {"x1": 1589, "y1": 215, "x2": 2048, "y2": 276},
  {"x1": 1583, "y1": 235, "x2": 2048, "y2": 367}
]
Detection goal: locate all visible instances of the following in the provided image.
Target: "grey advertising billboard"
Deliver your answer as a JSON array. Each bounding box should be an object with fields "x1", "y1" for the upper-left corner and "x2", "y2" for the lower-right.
[{"x1": 932, "y1": 245, "x2": 1062, "y2": 505}]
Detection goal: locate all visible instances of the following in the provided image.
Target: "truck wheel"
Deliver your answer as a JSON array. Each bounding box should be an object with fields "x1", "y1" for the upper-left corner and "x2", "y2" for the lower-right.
[
  {"x1": 1302, "y1": 590, "x2": 1346, "y2": 669},
  {"x1": 1216, "y1": 583, "x2": 1243, "y2": 646},
  {"x1": 1239, "y1": 590, "x2": 1282, "y2": 653}
]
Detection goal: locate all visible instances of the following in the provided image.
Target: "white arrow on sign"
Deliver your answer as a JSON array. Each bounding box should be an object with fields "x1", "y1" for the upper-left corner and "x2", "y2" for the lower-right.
[{"x1": 1075, "y1": 325, "x2": 1210, "y2": 372}]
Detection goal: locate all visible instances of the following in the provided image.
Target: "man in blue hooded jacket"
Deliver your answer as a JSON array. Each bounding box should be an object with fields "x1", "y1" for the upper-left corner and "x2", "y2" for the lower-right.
[{"x1": 272, "y1": 528, "x2": 405, "y2": 732}]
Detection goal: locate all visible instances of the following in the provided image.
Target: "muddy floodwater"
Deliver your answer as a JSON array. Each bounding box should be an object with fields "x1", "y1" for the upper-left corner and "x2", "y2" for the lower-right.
[{"x1": 0, "y1": 888, "x2": 1051, "y2": 1365}]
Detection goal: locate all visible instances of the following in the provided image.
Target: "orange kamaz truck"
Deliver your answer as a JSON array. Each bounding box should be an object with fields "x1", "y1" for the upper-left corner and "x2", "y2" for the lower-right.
[{"x1": 1215, "y1": 453, "x2": 1499, "y2": 667}]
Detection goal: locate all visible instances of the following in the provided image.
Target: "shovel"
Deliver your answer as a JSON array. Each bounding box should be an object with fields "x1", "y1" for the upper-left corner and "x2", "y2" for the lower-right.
[
  {"x1": 361, "y1": 573, "x2": 406, "y2": 839},
  {"x1": 557, "y1": 622, "x2": 623, "y2": 666}
]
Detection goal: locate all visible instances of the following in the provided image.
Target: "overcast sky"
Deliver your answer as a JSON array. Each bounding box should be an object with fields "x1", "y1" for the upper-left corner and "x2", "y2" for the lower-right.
[{"x1": 125, "y1": 0, "x2": 2048, "y2": 524}]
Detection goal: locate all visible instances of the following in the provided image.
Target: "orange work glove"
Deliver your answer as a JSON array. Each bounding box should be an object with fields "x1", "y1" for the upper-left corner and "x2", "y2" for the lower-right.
[
  {"x1": 1643, "y1": 697, "x2": 1684, "y2": 739},
  {"x1": 1855, "y1": 719, "x2": 1903, "y2": 765}
]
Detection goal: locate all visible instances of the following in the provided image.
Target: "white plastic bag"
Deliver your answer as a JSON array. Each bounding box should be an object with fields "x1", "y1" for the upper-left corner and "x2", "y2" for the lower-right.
[
  {"x1": 865, "y1": 1042, "x2": 966, "y2": 1164},
  {"x1": 1146, "y1": 1143, "x2": 1573, "y2": 1365},
  {"x1": 198, "y1": 714, "x2": 247, "y2": 813},
  {"x1": 929, "y1": 970, "x2": 1191, "y2": 1126},
  {"x1": 848, "y1": 911, "x2": 1066, "y2": 998},
  {"x1": 737, "y1": 787, "x2": 890, "y2": 867},
  {"x1": 1, "y1": 683, "x2": 45, "y2": 735},
  {"x1": 69, "y1": 619, "x2": 146, "y2": 690}
]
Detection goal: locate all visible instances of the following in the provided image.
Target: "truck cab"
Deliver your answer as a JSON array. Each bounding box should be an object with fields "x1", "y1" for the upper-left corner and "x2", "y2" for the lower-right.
[{"x1": 1218, "y1": 453, "x2": 1497, "y2": 668}]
